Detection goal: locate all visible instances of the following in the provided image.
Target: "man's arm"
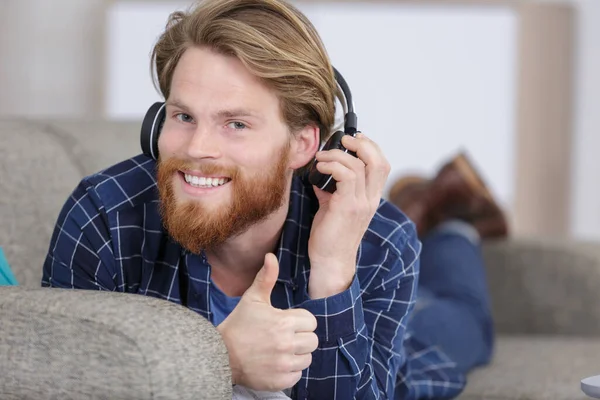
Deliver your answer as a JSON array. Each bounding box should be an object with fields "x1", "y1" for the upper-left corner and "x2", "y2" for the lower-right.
[
  {"x1": 295, "y1": 231, "x2": 421, "y2": 400},
  {"x1": 42, "y1": 180, "x2": 117, "y2": 291}
]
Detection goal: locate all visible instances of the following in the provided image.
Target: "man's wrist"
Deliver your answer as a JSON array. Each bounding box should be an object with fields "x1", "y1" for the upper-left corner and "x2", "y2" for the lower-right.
[{"x1": 308, "y1": 260, "x2": 355, "y2": 299}]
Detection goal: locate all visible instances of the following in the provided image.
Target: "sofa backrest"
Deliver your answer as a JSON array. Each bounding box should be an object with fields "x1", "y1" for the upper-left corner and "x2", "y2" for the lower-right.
[{"x1": 0, "y1": 119, "x2": 141, "y2": 287}]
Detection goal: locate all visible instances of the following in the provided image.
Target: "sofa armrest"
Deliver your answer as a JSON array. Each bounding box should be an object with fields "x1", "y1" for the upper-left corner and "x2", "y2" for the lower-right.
[
  {"x1": 482, "y1": 237, "x2": 600, "y2": 336},
  {"x1": 0, "y1": 287, "x2": 232, "y2": 400}
]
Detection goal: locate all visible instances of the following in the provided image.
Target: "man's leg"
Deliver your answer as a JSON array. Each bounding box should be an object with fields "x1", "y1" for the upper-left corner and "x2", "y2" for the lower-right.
[
  {"x1": 388, "y1": 151, "x2": 507, "y2": 373},
  {"x1": 408, "y1": 221, "x2": 494, "y2": 373}
]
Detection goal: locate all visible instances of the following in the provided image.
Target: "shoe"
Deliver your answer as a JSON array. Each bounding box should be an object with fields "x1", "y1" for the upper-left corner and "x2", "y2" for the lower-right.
[
  {"x1": 388, "y1": 152, "x2": 508, "y2": 239},
  {"x1": 388, "y1": 175, "x2": 438, "y2": 237}
]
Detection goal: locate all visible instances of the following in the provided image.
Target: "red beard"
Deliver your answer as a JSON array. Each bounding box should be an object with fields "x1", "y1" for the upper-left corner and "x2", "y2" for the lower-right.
[{"x1": 157, "y1": 145, "x2": 290, "y2": 253}]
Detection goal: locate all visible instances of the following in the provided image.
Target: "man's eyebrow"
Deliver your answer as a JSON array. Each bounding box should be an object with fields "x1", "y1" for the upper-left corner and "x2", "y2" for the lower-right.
[
  {"x1": 165, "y1": 101, "x2": 262, "y2": 120},
  {"x1": 214, "y1": 108, "x2": 262, "y2": 119},
  {"x1": 165, "y1": 99, "x2": 192, "y2": 113}
]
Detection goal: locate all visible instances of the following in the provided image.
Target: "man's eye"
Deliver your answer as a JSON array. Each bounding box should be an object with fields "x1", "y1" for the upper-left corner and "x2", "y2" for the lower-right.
[
  {"x1": 176, "y1": 113, "x2": 194, "y2": 123},
  {"x1": 227, "y1": 121, "x2": 247, "y2": 130}
]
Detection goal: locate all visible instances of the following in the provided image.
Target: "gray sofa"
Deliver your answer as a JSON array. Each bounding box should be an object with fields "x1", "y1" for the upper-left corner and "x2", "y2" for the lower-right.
[{"x1": 1, "y1": 118, "x2": 598, "y2": 399}]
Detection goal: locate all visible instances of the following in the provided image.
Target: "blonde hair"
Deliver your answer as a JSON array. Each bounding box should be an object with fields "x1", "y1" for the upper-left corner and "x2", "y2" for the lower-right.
[{"x1": 151, "y1": 0, "x2": 341, "y2": 145}]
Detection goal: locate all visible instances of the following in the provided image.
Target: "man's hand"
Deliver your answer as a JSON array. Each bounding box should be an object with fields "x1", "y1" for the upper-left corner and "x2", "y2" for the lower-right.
[
  {"x1": 216, "y1": 253, "x2": 319, "y2": 391},
  {"x1": 308, "y1": 133, "x2": 391, "y2": 299}
]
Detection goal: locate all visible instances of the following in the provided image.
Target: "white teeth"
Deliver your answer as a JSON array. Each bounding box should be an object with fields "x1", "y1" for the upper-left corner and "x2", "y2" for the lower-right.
[{"x1": 184, "y1": 174, "x2": 229, "y2": 188}]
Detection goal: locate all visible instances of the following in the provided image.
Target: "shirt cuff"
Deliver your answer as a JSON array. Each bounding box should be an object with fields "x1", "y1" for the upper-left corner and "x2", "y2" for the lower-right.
[{"x1": 296, "y1": 274, "x2": 364, "y2": 343}]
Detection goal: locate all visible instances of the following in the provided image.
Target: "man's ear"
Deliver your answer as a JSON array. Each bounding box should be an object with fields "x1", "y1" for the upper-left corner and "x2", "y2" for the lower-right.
[{"x1": 289, "y1": 125, "x2": 320, "y2": 170}]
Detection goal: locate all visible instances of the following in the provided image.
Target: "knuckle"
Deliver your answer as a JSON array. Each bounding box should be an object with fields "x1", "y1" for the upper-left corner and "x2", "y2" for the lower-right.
[
  {"x1": 351, "y1": 156, "x2": 365, "y2": 168},
  {"x1": 275, "y1": 339, "x2": 294, "y2": 353},
  {"x1": 345, "y1": 171, "x2": 357, "y2": 182},
  {"x1": 303, "y1": 353, "x2": 313, "y2": 368},
  {"x1": 303, "y1": 308, "x2": 316, "y2": 319},
  {"x1": 276, "y1": 315, "x2": 293, "y2": 331},
  {"x1": 286, "y1": 371, "x2": 303, "y2": 387},
  {"x1": 380, "y1": 163, "x2": 391, "y2": 176},
  {"x1": 276, "y1": 356, "x2": 293, "y2": 373},
  {"x1": 269, "y1": 376, "x2": 288, "y2": 392},
  {"x1": 311, "y1": 333, "x2": 319, "y2": 350},
  {"x1": 328, "y1": 149, "x2": 345, "y2": 158},
  {"x1": 309, "y1": 315, "x2": 318, "y2": 330},
  {"x1": 383, "y1": 161, "x2": 391, "y2": 174}
]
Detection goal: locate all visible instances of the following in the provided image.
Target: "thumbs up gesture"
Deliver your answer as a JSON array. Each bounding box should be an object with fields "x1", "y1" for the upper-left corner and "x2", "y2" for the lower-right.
[{"x1": 216, "y1": 253, "x2": 319, "y2": 391}]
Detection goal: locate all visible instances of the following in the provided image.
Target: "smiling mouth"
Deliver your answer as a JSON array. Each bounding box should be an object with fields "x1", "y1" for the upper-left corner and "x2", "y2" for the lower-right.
[{"x1": 181, "y1": 172, "x2": 231, "y2": 189}]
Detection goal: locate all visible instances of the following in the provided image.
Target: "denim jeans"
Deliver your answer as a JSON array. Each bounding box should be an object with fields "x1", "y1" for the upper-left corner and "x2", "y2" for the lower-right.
[{"x1": 409, "y1": 224, "x2": 495, "y2": 374}]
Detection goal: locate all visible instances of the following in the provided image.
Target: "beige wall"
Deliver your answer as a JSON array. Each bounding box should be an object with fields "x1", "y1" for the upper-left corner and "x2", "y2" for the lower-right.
[
  {"x1": 0, "y1": 0, "x2": 105, "y2": 117},
  {"x1": 513, "y1": 2, "x2": 575, "y2": 238}
]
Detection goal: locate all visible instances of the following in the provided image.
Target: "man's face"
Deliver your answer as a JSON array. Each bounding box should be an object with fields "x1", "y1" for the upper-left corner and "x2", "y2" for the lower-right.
[{"x1": 156, "y1": 46, "x2": 294, "y2": 253}]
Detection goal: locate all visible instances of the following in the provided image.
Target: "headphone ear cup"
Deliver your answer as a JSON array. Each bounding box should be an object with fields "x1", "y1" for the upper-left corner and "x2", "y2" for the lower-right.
[{"x1": 140, "y1": 102, "x2": 166, "y2": 160}]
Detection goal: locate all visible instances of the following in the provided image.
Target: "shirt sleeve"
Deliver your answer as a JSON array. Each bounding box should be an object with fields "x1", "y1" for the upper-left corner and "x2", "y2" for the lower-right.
[
  {"x1": 42, "y1": 180, "x2": 117, "y2": 291},
  {"x1": 294, "y1": 230, "x2": 421, "y2": 400}
]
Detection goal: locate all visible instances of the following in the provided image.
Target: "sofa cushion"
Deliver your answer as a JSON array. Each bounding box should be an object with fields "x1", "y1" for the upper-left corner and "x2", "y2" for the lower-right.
[
  {"x1": 0, "y1": 120, "x2": 83, "y2": 287},
  {"x1": 0, "y1": 119, "x2": 141, "y2": 288},
  {"x1": 45, "y1": 120, "x2": 140, "y2": 176},
  {"x1": 483, "y1": 238, "x2": 600, "y2": 336},
  {"x1": 459, "y1": 335, "x2": 597, "y2": 399}
]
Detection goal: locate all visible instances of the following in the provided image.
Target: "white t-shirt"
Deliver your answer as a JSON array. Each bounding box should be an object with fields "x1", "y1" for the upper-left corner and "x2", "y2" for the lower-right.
[{"x1": 232, "y1": 385, "x2": 292, "y2": 399}]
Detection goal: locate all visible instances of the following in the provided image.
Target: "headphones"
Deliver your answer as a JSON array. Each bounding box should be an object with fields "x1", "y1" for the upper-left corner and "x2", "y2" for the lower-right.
[{"x1": 140, "y1": 67, "x2": 358, "y2": 194}]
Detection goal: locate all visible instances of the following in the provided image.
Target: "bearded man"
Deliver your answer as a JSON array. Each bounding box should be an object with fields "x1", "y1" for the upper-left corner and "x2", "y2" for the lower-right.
[{"x1": 42, "y1": 0, "x2": 505, "y2": 398}]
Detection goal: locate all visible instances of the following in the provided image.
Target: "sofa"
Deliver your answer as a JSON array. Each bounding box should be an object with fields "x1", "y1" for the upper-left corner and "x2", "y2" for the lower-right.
[{"x1": 0, "y1": 118, "x2": 598, "y2": 399}]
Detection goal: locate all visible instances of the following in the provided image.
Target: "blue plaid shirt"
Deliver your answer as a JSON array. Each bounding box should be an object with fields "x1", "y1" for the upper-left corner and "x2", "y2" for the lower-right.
[{"x1": 42, "y1": 154, "x2": 466, "y2": 399}]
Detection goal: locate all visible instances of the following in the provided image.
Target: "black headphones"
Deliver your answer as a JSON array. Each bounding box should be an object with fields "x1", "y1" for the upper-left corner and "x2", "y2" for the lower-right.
[{"x1": 140, "y1": 67, "x2": 358, "y2": 194}]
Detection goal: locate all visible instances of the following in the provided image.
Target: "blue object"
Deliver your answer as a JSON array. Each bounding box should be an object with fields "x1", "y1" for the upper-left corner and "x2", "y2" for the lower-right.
[
  {"x1": 0, "y1": 247, "x2": 18, "y2": 286},
  {"x1": 209, "y1": 280, "x2": 241, "y2": 326},
  {"x1": 409, "y1": 226, "x2": 494, "y2": 374}
]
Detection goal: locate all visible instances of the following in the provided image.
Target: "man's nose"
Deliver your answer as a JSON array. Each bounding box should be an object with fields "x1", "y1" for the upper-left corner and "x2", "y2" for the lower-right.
[{"x1": 185, "y1": 125, "x2": 221, "y2": 159}]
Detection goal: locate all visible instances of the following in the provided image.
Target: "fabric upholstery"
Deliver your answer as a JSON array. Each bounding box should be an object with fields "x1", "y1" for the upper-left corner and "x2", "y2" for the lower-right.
[
  {"x1": 0, "y1": 286, "x2": 232, "y2": 400},
  {"x1": 458, "y1": 336, "x2": 596, "y2": 400},
  {"x1": 0, "y1": 120, "x2": 84, "y2": 287},
  {"x1": 0, "y1": 119, "x2": 140, "y2": 287},
  {"x1": 483, "y1": 238, "x2": 600, "y2": 336}
]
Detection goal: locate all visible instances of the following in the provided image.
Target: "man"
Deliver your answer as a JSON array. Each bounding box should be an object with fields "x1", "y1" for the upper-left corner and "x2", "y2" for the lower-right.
[{"x1": 42, "y1": 0, "x2": 505, "y2": 398}]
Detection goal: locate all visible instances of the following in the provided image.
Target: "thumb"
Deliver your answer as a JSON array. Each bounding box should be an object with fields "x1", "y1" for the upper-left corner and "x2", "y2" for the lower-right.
[
  {"x1": 245, "y1": 253, "x2": 279, "y2": 304},
  {"x1": 312, "y1": 185, "x2": 332, "y2": 205}
]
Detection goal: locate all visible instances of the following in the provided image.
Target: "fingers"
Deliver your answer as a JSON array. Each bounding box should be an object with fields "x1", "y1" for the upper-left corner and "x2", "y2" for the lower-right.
[
  {"x1": 244, "y1": 253, "x2": 279, "y2": 304},
  {"x1": 294, "y1": 332, "x2": 319, "y2": 355},
  {"x1": 314, "y1": 133, "x2": 390, "y2": 201},
  {"x1": 285, "y1": 308, "x2": 318, "y2": 332},
  {"x1": 341, "y1": 133, "x2": 390, "y2": 201},
  {"x1": 278, "y1": 371, "x2": 303, "y2": 390},
  {"x1": 289, "y1": 353, "x2": 313, "y2": 372},
  {"x1": 315, "y1": 149, "x2": 366, "y2": 197},
  {"x1": 269, "y1": 354, "x2": 311, "y2": 391}
]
